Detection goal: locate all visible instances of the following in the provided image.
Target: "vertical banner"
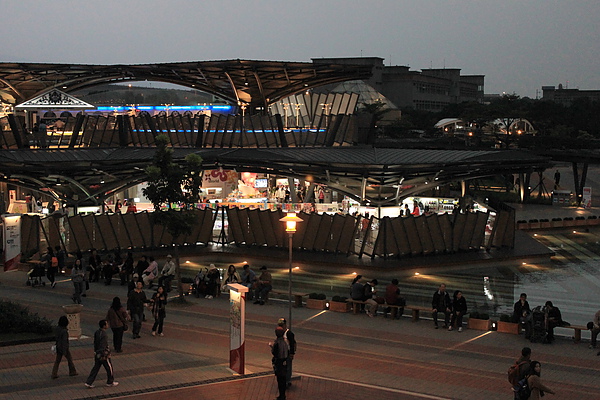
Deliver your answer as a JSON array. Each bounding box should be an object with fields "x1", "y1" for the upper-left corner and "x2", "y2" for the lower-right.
[
  {"x1": 227, "y1": 283, "x2": 248, "y2": 375},
  {"x1": 582, "y1": 187, "x2": 592, "y2": 209},
  {"x1": 2, "y1": 214, "x2": 21, "y2": 272}
]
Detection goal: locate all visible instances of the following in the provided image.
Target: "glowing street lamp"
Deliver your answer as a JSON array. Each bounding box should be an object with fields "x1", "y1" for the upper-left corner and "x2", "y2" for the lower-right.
[{"x1": 279, "y1": 212, "x2": 303, "y2": 329}]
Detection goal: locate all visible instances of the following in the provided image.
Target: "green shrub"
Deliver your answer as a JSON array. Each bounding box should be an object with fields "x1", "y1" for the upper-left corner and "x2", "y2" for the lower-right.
[
  {"x1": 332, "y1": 295, "x2": 347, "y2": 302},
  {"x1": 0, "y1": 300, "x2": 53, "y2": 334},
  {"x1": 308, "y1": 293, "x2": 326, "y2": 300}
]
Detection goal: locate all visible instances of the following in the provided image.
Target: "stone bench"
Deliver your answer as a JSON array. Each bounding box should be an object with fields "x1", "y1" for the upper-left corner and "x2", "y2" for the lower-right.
[{"x1": 270, "y1": 289, "x2": 309, "y2": 307}]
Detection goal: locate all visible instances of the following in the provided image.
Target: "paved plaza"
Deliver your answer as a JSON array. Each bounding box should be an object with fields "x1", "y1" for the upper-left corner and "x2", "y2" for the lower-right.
[
  {"x1": 2, "y1": 203, "x2": 600, "y2": 399},
  {"x1": 2, "y1": 235, "x2": 600, "y2": 400}
]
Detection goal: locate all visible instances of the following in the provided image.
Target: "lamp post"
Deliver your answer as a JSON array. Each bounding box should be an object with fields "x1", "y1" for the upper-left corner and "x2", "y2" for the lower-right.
[{"x1": 279, "y1": 212, "x2": 303, "y2": 329}]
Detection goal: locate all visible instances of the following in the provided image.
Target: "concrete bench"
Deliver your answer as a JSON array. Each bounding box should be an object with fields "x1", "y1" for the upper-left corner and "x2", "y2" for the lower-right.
[{"x1": 270, "y1": 289, "x2": 309, "y2": 307}]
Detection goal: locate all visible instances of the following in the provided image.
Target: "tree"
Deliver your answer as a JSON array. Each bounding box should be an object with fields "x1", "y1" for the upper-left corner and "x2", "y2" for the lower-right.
[
  {"x1": 488, "y1": 94, "x2": 528, "y2": 148},
  {"x1": 358, "y1": 101, "x2": 392, "y2": 144},
  {"x1": 142, "y1": 134, "x2": 203, "y2": 303}
]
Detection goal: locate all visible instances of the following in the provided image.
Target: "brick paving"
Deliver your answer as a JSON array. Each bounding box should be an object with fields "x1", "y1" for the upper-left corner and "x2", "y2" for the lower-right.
[{"x1": 2, "y1": 204, "x2": 600, "y2": 400}]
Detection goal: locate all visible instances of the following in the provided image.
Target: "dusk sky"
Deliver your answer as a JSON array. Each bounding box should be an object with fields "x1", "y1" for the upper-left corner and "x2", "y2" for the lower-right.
[{"x1": 1, "y1": 0, "x2": 598, "y2": 98}]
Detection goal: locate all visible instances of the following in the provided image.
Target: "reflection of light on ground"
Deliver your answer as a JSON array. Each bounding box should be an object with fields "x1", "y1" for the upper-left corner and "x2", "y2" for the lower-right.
[
  {"x1": 443, "y1": 331, "x2": 492, "y2": 354},
  {"x1": 296, "y1": 310, "x2": 327, "y2": 328},
  {"x1": 409, "y1": 273, "x2": 436, "y2": 281}
]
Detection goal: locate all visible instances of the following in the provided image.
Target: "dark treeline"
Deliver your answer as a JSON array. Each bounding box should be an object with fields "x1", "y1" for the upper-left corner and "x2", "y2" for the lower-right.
[{"x1": 381, "y1": 94, "x2": 600, "y2": 150}]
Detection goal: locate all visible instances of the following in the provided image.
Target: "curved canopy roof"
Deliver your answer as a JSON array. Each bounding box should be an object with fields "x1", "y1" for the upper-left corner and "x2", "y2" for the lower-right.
[
  {"x1": 0, "y1": 60, "x2": 372, "y2": 112},
  {"x1": 0, "y1": 147, "x2": 551, "y2": 207}
]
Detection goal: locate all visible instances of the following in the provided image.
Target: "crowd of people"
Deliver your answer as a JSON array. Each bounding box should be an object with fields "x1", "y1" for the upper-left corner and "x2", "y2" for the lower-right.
[{"x1": 46, "y1": 251, "x2": 596, "y2": 395}]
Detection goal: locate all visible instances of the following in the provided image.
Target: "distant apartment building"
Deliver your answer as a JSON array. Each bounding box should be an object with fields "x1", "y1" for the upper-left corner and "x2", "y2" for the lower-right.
[
  {"x1": 542, "y1": 84, "x2": 600, "y2": 105},
  {"x1": 312, "y1": 57, "x2": 484, "y2": 112}
]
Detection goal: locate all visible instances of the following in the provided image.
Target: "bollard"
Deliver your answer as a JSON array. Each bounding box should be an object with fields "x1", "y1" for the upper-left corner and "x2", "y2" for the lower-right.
[{"x1": 62, "y1": 304, "x2": 84, "y2": 339}]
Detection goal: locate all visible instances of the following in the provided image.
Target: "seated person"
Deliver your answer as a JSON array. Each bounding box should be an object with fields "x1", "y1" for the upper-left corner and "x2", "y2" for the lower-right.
[
  {"x1": 363, "y1": 279, "x2": 379, "y2": 317},
  {"x1": 204, "y1": 264, "x2": 221, "y2": 299},
  {"x1": 350, "y1": 275, "x2": 364, "y2": 300},
  {"x1": 544, "y1": 301, "x2": 564, "y2": 343},
  {"x1": 513, "y1": 292, "x2": 532, "y2": 337},
  {"x1": 240, "y1": 264, "x2": 256, "y2": 300},
  {"x1": 102, "y1": 257, "x2": 116, "y2": 286},
  {"x1": 193, "y1": 268, "x2": 208, "y2": 298},
  {"x1": 432, "y1": 283, "x2": 451, "y2": 329},
  {"x1": 142, "y1": 256, "x2": 159, "y2": 288},
  {"x1": 254, "y1": 266, "x2": 272, "y2": 305},
  {"x1": 589, "y1": 309, "x2": 600, "y2": 349},
  {"x1": 449, "y1": 290, "x2": 467, "y2": 332},
  {"x1": 383, "y1": 278, "x2": 405, "y2": 319},
  {"x1": 158, "y1": 255, "x2": 176, "y2": 292}
]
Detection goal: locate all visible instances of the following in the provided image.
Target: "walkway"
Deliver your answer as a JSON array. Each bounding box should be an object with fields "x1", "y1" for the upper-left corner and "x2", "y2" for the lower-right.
[{"x1": 1, "y1": 258, "x2": 599, "y2": 400}]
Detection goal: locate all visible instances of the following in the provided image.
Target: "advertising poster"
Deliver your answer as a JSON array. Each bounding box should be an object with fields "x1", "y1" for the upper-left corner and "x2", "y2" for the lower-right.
[
  {"x1": 2, "y1": 214, "x2": 21, "y2": 272},
  {"x1": 582, "y1": 187, "x2": 592, "y2": 209},
  {"x1": 227, "y1": 283, "x2": 248, "y2": 374}
]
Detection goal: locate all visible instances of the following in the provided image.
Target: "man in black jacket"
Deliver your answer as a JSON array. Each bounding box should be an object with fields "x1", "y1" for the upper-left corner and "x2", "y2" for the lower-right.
[
  {"x1": 270, "y1": 327, "x2": 289, "y2": 400},
  {"x1": 432, "y1": 283, "x2": 451, "y2": 329},
  {"x1": 85, "y1": 320, "x2": 118, "y2": 388},
  {"x1": 545, "y1": 301, "x2": 564, "y2": 343},
  {"x1": 277, "y1": 318, "x2": 296, "y2": 387}
]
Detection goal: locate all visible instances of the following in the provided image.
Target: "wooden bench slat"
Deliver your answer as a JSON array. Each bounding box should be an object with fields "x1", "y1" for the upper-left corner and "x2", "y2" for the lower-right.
[{"x1": 559, "y1": 324, "x2": 588, "y2": 343}]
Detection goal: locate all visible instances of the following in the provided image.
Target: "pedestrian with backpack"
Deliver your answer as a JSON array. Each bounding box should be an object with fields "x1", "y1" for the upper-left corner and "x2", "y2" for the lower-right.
[
  {"x1": 525, "y1": 361, "x2": 555, "y2": 399},
  {"x1": 509, "y1": 347, "x2": 531, "y2": 399}
]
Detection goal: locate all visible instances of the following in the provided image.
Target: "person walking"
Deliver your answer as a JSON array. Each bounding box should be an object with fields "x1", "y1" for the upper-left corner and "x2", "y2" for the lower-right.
[
  {"x1": 511, "y1": 347, "x2": 532, "y2": 397},
  {"x1": 270, "y1": 326, "x2": 289, "y2": 400},
  {"x1": 85, "y1": 320, "x2": 118, "y2": 388},
  {"x1": 526, "y1": 361, "x2": 555, "y2": 399},
  {"x1": 88, "y1": 248, "x2": 102, "y2": 283},
  {"x1": 127, "y1": 281, "x2": 149, "y2": 339},
  {"x1": 44, "y1": 247, "x2": 57, "y2": 288},
  {"x1": 151, "y1": 286, "x2": 168, "y2": 336},
  {"x1": 55, "y1": 245, "x2": 66, "y2": 275},
  {"x1": 277, "y1": 318, "x2": 296, "y2": 388},
  {"x1": 71, "y1": 258, "x2": 85, "y2": 304},
  {"x1": 106, "y1": 297, "x2": 129, "y2": 353},
  {"x1": 51, "y1": 316, "x2": 78, "y2": 379}
]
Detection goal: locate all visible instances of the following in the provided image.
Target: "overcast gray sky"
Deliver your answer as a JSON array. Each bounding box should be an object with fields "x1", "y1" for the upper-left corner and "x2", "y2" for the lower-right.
[{"x1": 1, "y1": 0, "x2": 598, "y2": 98}]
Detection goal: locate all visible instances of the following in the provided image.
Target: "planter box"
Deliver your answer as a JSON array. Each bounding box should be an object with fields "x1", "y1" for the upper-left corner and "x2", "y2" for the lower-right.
[
  {"x1": 587, "y1": 217, "x2": 600, "y2": 226},
  {"x1": 306, "y1": 298, "x2": 327, "y2": 310},
  {"x1": 528, "y1": 220, "x2": 540, "y2": 229},
  {"x1": 497, "y1": 321, "x2": 520, "y2": 334},
  {"x1": 467, "y1": 318, "x2": 491, "y2": 331},
  {"x1": 540, "y1": 220, "x2": 551, "y2": 229},
  {"x1": 329, "y1": 301, "x2": 351, "y2": 313}
]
